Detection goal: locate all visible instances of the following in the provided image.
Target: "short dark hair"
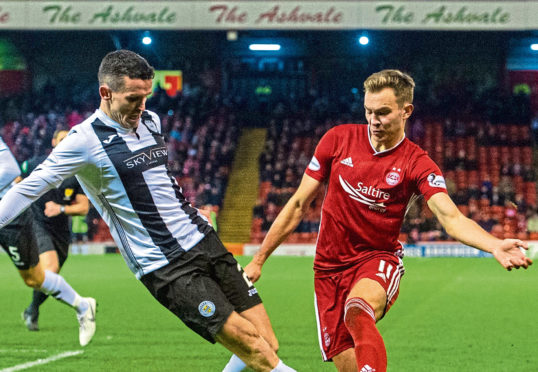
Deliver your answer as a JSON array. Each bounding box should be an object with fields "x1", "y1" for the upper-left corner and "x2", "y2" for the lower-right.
[{"x1": 98, "y1": 50, "x2": 155, "y2": 92}]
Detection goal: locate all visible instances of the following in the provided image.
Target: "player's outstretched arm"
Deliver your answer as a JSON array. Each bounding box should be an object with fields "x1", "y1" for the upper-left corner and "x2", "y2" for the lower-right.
[
  {"x1": 427, "y1": 192, "x2": 532, "y2": 271},
  {"x1": 0, "y1": 131, "x2": 87, "y2": 229},
  {"x1": 245, "y1": 174, "x2": 322, "y2": 283},
  {"x1": 44, "y1": 194, "x2": 90, "y2": 217}
]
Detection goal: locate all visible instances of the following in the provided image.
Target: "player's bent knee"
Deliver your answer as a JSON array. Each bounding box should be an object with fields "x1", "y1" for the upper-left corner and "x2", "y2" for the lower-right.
[
  {"x1": 21, "y1": 275, "x2": 42, "y2": 289},
  {"x1": 344, "y1": 297, "x2": 376, "y2": 328},
  {"x1": 348, "y1": 279, "x2": 387, "y2": 320},
  {"x1": 46, "y1": 262, "x2": 60, "y2": 273},
  {"x1": 19, "y1": 266, "x2": 45, "y2": 289}
]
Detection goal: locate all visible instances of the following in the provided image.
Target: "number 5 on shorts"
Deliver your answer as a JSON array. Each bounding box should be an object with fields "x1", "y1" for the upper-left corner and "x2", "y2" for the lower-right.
[{"x1": 8, "y1": 246, "x2": 21, "y2": 262}]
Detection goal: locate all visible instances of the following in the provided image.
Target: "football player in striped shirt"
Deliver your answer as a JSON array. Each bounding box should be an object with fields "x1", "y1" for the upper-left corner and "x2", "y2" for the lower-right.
[{"x1": 0, "y1": 50, "x2": 294, "y2": 372}]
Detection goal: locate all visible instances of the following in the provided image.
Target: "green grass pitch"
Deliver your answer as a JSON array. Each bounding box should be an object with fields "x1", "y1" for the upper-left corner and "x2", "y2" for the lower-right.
[{"x1": 0, "y1": 254, "x2": 536, "y2": 371}]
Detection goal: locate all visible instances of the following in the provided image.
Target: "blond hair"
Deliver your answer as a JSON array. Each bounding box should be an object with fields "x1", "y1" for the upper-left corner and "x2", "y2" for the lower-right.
[{"x1": 364, "y1": 69, "x2": 415, "y2": 106}]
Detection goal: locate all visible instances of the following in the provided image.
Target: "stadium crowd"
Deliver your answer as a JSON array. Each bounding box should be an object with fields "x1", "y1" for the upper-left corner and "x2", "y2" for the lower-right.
[{"x1": 0, "y1": 66, "x2": 536, "y2": 245}]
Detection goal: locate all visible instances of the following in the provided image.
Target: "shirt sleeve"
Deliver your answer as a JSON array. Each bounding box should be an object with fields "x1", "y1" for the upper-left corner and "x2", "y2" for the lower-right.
[
  {"x1": 411, "y1": 153, "x2": 448, "y2": 201},
  {"x1": 0, "y1": 138, "x2": 20, "y2": 194},
  {"x1": 304, "y1": 128, "x2": 337, "y2": 182},
  {"x1": 0, "y1": 129, "x2": 88, "y2": 228}
]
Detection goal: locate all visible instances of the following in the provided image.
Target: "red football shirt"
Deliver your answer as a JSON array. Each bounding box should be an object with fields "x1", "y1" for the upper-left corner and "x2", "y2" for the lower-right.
[{"x1": 305, "y1": 124, "x2": 448, "y2": 272}]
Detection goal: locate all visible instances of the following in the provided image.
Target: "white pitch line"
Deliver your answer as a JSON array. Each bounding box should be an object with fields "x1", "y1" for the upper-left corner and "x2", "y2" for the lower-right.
[
  {"x1": 0, "y1": 350, "x2": 48, "y2": 353},
  {"x1": 0, "y1": 350, "x2": 83, "y2": 372}
]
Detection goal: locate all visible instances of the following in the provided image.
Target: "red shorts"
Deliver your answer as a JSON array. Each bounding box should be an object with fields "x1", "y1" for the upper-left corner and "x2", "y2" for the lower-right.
[{"x1": 314, "y1": 251, "x2": 404, "y2": 361}]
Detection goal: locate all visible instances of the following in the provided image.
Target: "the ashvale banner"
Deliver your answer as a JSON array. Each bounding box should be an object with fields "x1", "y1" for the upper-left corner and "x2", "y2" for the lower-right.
[{"x1": 0, "y1": 1, "x2": 536, "y2": 30}]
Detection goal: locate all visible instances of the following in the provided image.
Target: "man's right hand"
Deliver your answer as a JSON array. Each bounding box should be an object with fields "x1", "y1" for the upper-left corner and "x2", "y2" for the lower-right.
[{"x1": 244, "y1": 261, "x2": 263, "y2": 283}]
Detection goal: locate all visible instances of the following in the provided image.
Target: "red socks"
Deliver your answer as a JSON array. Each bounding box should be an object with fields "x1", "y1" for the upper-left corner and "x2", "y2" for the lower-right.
[{"x1": 344, "y1": 297, "x2": 387, "y2": 372}]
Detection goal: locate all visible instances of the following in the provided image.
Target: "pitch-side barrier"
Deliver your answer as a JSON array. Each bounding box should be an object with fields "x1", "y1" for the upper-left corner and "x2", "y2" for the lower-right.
[
  {"x1": 241, "y1": 241, "x2": 538, "y2": 259},
  {"x1": 2, "y1": 241, "x2": 535, "y2": 259}
]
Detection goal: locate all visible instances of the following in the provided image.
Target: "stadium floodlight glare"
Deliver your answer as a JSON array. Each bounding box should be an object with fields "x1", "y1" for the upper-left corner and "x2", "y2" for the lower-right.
[
  {"x1": 249, "y1": 44, "x2": 281, "y2": 51},
  {"x1": 359, "y1": 36, "x2": 369, "y2": 46},
  {"x1": 531, "y1": 43, "x2": 538, "y2": 51},
  {"x1": 142, "y1": 36, "x2": 152, "y2": 45}
]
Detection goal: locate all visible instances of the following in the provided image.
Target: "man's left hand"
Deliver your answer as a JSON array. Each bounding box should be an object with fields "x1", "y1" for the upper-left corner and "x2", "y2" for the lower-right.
[{"x1": 492, "y1": 239, "x2": 533, "y2": 271}]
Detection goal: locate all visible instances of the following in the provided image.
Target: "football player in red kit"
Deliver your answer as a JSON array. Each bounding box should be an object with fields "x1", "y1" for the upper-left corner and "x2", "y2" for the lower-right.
[{"x1": 245, "y1": 69, "x2": 532, "y2": 372}]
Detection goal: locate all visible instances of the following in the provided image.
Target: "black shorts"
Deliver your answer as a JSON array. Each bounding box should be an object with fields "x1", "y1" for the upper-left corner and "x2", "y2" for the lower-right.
[
  {"x1": 33, "y1": 223, "x2": 69, "y2": 267},
  {"x1": 140, "y1": 231, "x2": 262, "y2": 343},
  {"x1": 0, "y1": 209, "x2": 40, "y2": 270}
]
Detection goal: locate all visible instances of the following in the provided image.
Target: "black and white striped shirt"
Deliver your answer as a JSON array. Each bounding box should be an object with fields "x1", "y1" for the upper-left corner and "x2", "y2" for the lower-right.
[{"x1": 0, "y1": 110, "x2": 213, "y2": 278}]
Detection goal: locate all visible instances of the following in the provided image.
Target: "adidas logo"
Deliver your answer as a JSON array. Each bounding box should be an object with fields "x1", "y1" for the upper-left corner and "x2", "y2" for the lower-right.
[
  {"x1": 375, "y1": 272, "x2": 387, "y2": 282},
  {"x1": 360, "y1": 365, "x2": 376, "y2": 372},
  {"x1": 340, "y1": 157, "x2": 353, "y2": 167}
]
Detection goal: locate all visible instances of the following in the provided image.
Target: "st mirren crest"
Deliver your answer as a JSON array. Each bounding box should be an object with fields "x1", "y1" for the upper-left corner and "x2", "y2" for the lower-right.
[{"x1": 385, "y1": 167, "x2": 402, "y2": 186}]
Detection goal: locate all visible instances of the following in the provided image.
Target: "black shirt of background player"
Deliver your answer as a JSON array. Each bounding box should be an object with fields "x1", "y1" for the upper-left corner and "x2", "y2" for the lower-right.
[{"x1": 21, "y1": 155, "x2": 85, "y2": 245}]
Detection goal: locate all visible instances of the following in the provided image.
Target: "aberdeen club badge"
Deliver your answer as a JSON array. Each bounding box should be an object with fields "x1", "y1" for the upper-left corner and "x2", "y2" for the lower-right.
[{"x1": 385, "y1": 168, "x2": 401, "y2": 186}]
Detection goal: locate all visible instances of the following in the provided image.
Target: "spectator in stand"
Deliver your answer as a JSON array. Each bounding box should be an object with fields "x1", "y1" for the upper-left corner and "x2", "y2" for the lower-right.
[
  {"x1": 480, "y1": 177, "x2": 493, "y2": 200},
  {"x1": 498, "y1": 176, "x2": 515, "y2": 202},
  {"x1": 253, "y1": 199, "x2": 265, "y2": 220},
  {"x1": 505, "y1": 202, "x2": 518, "y2": 220},
  {"x1": 261, "y1": 213, "x2": 277, "y2": 233},
  {"x1": 453, "y1": 188, "x2": 471, "y2": 206},
  {"x1": 476, "y1": 210, "x2": 498, "y2": 233},
  {"x1": 513, "y1": 193, "x2": 528, "y2": 214},
  {"x1": 491, "y1": 224, "x2": 505, "y2": 239},
  {"x1": 491, "y1": 186, "x2": 506, "y2": 207},
  {"x1": 522, "y1": 165, "x2": 535, "y2": 182}
]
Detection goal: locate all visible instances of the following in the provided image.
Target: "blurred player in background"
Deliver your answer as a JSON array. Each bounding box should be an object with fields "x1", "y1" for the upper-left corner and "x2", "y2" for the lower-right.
[
  {"x1": 21, "y1": 129, "x2": 90, "y2": 332},
  {"x1": 0, "y1": 50, "x2": 294, "y2": 372},
  {"x1": 0, "y1": 136, "x2": 96, "y2": 346},
  {"x1": 245, "y1": 69, "x2": 532, "y2": 372}
]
